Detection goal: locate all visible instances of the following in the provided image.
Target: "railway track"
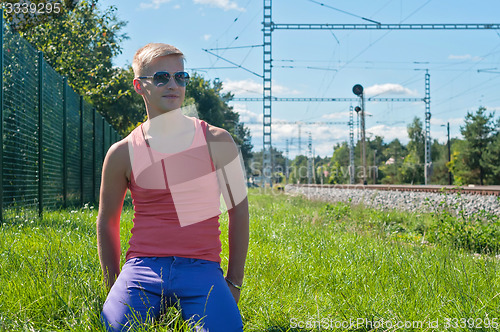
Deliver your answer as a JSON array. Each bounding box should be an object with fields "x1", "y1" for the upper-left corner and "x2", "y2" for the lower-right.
[{"x1": 290, "y1": 184, "x2": 500, "y2": 196}]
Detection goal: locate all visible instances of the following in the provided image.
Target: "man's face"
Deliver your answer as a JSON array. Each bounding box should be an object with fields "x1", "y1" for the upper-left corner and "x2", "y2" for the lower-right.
[{"x1": 134, "y1": 55, "x2": 186, "y2": 114}]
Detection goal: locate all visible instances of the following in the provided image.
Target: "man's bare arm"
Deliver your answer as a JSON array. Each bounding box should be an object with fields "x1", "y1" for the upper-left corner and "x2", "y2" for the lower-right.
[
  {"x1": 96, "y1": 141, "x2": 129, "y2": 289},
  {"x1": 207, "y1": 126, "x2": 249, "y2": 303}
]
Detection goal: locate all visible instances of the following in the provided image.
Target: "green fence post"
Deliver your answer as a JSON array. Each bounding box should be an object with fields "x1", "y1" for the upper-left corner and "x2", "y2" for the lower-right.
[
  {"x1": 102, "y1": 116, "x2": 105, "y2": 170},
  {"x1": 92, "y1": 108, "x2": 95, "y2": 204},
  {"x1": 38, "y1": 51, "x2": 43, "y2": 220},
  {"x1": 79, "y1": 96, "x2": 84, "y2": 206},
  {"x1": 0, "y1": 8, "x2": 4, "y2": 224},
  {"x1": 101, "y1": 116, "x2": 105, "y2": 205},
  {"x1": 62, "y1": 77, "x2": 67, "y2": 209}
]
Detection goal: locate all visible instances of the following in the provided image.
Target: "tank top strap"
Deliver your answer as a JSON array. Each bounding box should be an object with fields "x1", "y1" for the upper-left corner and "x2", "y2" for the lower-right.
[
  {"x1": 199, "y1": 119, "x2": 216, "y2": 172},
  {"x1": 140, "y1": 122, "x2": 155, "y2": 164},
  {"x1": 200, "y1": 120, "x2": 208, "y2": 139}
]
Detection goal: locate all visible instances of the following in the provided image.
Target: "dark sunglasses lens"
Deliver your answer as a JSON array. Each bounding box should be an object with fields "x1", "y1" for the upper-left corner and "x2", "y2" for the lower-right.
[
  {"x1": 174, "y1": 72, "x2": 190, "y2": 86},
  {"x1": 153, "y1": 72, "x2": 170, "y2": 86}
]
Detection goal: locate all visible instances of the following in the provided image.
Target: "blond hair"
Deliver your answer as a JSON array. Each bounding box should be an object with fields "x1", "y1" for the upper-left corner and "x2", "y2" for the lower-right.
[{"x1": 132, "y1": 43, "x2": 185, "y2": 77}]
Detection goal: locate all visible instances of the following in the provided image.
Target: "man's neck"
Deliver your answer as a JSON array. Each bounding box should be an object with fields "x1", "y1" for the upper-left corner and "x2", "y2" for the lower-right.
[{"x1": 145, "y1": 108, "x2": 190, "y2": 137}]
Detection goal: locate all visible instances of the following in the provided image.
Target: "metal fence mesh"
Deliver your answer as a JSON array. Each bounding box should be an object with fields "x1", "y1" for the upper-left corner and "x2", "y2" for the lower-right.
[
  {"x1": 42, "y1": 58, "x2": 64, "y2": 210},
  {"x1": 81, "y1": 100, "x2": 94, "y2": 204},
  {"x1": 2, "y1": 25, "x2": 39, "y2": 220},
  {"x1": 94, "y1": 111, "x2": 103, "y2": 203},
  {"x1": 1, "y1": 16, "x2": 121, "y2": 222},
  {"x1": 65, "y1": 87, "x2": 82, "y2": 206}
]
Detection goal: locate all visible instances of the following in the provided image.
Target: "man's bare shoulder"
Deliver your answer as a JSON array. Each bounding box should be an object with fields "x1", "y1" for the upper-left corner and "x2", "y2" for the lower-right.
[
  {"x1": 109, "y1": 136, "x2": 131, "y2": 157},
  {"x1": 205, "y1": 123, "x2": 239, "y2": 168},
  {"x1": 104, "y1": 136, "x2": 131, "y2": 171},
  {"x1": 206, "y1": 123, "x2": 235, "y2": 143}
]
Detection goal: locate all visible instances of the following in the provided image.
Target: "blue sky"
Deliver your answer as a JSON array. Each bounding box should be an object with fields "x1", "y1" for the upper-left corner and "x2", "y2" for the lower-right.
[{"x1": 98, "y1": 0, "x2": 500, "y2": 158}]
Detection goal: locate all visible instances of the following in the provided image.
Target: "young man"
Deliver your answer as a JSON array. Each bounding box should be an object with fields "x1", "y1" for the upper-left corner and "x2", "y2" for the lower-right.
[{"x1": 97, "y1": 43, "x2": 249, "y2": 331}]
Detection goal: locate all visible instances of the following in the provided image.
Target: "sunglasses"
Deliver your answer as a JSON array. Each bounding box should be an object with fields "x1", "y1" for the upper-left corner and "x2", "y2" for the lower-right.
[{"x1": 137, "y1": 71, "x2": 190, "y2": 87}]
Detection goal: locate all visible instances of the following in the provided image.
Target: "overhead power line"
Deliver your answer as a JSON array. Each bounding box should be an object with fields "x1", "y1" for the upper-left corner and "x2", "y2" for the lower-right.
[
  {"x1": 231, "y1": 97, "x2": 424, "y2": 102},
  {"x1": 307, "y1": 0, "x2": 382, "y2": 25},
  {"x1": 272, "y1": 23, "x2": 500, "y2": 30},
  {"x1": 478, "y1": 68, "x2": 500, "y2": 74},
  {"x1": 202, "y1": 48, "x2": 263, "y2": 78},
  {"x1": 205, "y1": 44, "x2": 263, "y2": 51}
]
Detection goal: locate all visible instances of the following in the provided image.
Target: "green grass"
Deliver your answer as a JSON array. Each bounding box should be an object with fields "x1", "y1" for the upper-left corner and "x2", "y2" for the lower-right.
[{"x1": 1, "y1": 190, "x2": 499, "y2": 331}]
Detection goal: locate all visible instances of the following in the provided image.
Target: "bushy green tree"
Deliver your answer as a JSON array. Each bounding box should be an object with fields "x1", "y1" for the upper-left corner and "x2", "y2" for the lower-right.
[
  {"x1": 250, "y1": 147, "x2": 285, "y2": 183},
  {"x1": 429, "y1": 138, "x2": 450, "y2": 185},
  {"x1": 11, "y1": 0, "x2": 130, "y2": 135},
  {"x1": 327, "y1": 161, "x2": 344, "y2": 184},
  {"x1": 18, "y1": 1, "x2": 127, "y2": 100},
  {"x1": 460, "y1": 107, "x2": 495, "y2": 185},
  {"x1": 288, "y1": 155, "x2": 308, "y2": 184},
  {"x1": 328, "y1": 142, "x2": 350, "y2": 184},
  {"x1": 403, "y1": 117, "x2": 425, "y2": 184},
  {"x1": 447, "y1": 143, "x2": 467, "y2": 185},
  {"x1": 379, "y1": 139, "x2": 406, "y2": 184},
  {"x1": 483, "y1": 118, "x2": 500, "y2": 184},
  {"x1": 3, "y1": 0, "x2": 80, "y2": 31},
  {"x1": 95, "y1": 66, "x2": 146, "y2": 135}
]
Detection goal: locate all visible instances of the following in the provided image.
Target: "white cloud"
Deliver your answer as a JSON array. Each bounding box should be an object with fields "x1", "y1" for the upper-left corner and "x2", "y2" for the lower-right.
[
  {"x1": 193, "y1": 0, "x2": 245, "y2": 11},
  {"x1": 273, "y1": 84, "x2": 301, "y2": 96},
  {"x1": 279, "y1": 124, "x2": 348, "y2": 157},
  {"x1": 229, "y1": 107, "x2": 351, "y2": 157},
  {"x1": 365, "y1": 83, "x2": 418, "y2": 97},
  {"x1": 139, "y1": 0, "x2": 172, "y2": 10},
  {"x1": 366, "y1": 124, "x2": 408, "y2": 143},
  {"x1": 483, "y1": 105, "x2": 500, "y2": 112},
  {"x1": 223, "y1": 79, "x2": 261, "y2": 95},
  {"x1": 173, "y1": 4, "x2": 181, "y2": 9},
  {"x1": 222, "y1": 79, "x2": 301, "y2": 96},
  {"x1": 203, "y1": 34, "x2": 212, "y2": 41},
  {"x1": 248, "y1": 120, "x2": 349, "y2": 157},
  {"x1": 321, "y1": 111, "x2": 351, "y2": 120},
  {"x1": 448, "y1": 54, "x2": 483, "y2": 61},
  {"x1": 231, "y1": 104, "x2": 262, "y2": 123}
]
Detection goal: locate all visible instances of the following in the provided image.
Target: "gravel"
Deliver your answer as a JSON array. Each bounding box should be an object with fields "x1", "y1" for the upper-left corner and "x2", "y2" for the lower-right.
[{"x1": 285, "y1": 184, "x2": 500, "y2": 217}]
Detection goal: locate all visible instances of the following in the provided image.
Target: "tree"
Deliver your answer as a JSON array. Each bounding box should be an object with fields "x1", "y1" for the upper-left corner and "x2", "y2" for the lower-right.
[
  {"x1": 404, "y1": 117, "x2": 425, "y2": 184},
  {"x1": 448, "y1": 141, "x2": 467, "y2": 185},
  {"x1": 460, "y1": 107, "x2": 494, "y2": 185},
  {"x1": 18, "y1": 1, "x2": 127, "y2": 100},
  {"x1": 94, "y1": 66, "x2": 147, "y2": 136},
  {"x1": 250, "y1": 147, "x2": 285, "y2": 183},
  {"x1": 379, "y1": 138, "x2": 406, "y2": 184},
  {"x1": 186, "y1": 73, "x2": 230, "y2": 127},
  {"x1": 366, "y1": 136, "x2": 385, "y2": 184},
  {"x1": 407, "y1": 117, "x2": 425, "y2": 165},
  {"x1": 11, "y1": 0, "x2": 130, "y2": 135},
  {"x1": 429, "y1": 139, "x2": 449, "y2": 185},
  {"x1": 328, "y1": 142, "x2": 350, "y2": 183},
  {"x1": 483, "y1": 118, "x2": 500, "y2": 184},
  {"x1": 288, "y1": 155, "x2": 308, "y2": 184},
  {"x1": 3, "y1": 0, "x2": 80, "y2": 31},
  {"x1": 315, "y1": 155, "x2": 330, "y2": 184}
]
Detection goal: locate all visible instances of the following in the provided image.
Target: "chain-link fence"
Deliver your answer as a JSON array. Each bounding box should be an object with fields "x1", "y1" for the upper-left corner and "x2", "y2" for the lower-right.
[{"x1": 1, "y1": 14, "x2": 121, "y2": 223}]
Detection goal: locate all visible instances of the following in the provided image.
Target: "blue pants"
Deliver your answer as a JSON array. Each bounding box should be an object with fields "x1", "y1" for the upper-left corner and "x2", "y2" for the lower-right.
[{"x1": 101, "y1": 256, "x2": 243, "y2": 332}]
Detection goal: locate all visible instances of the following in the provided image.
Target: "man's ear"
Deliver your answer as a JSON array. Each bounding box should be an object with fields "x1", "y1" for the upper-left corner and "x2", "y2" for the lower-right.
[{"x1": 133, "y1": 78, "x2": 144, "y2": 95}]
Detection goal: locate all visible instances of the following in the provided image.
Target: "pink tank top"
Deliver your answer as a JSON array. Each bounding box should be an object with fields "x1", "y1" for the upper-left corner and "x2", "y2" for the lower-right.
[{"x1": 126, "y1": 117, "x2": 222, "y2": 262}]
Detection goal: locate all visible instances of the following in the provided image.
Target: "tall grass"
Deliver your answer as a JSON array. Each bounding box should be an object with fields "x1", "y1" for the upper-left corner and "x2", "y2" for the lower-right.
[{"x1": 1, "y1": 190, "x2": 499, "y2": 331}]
